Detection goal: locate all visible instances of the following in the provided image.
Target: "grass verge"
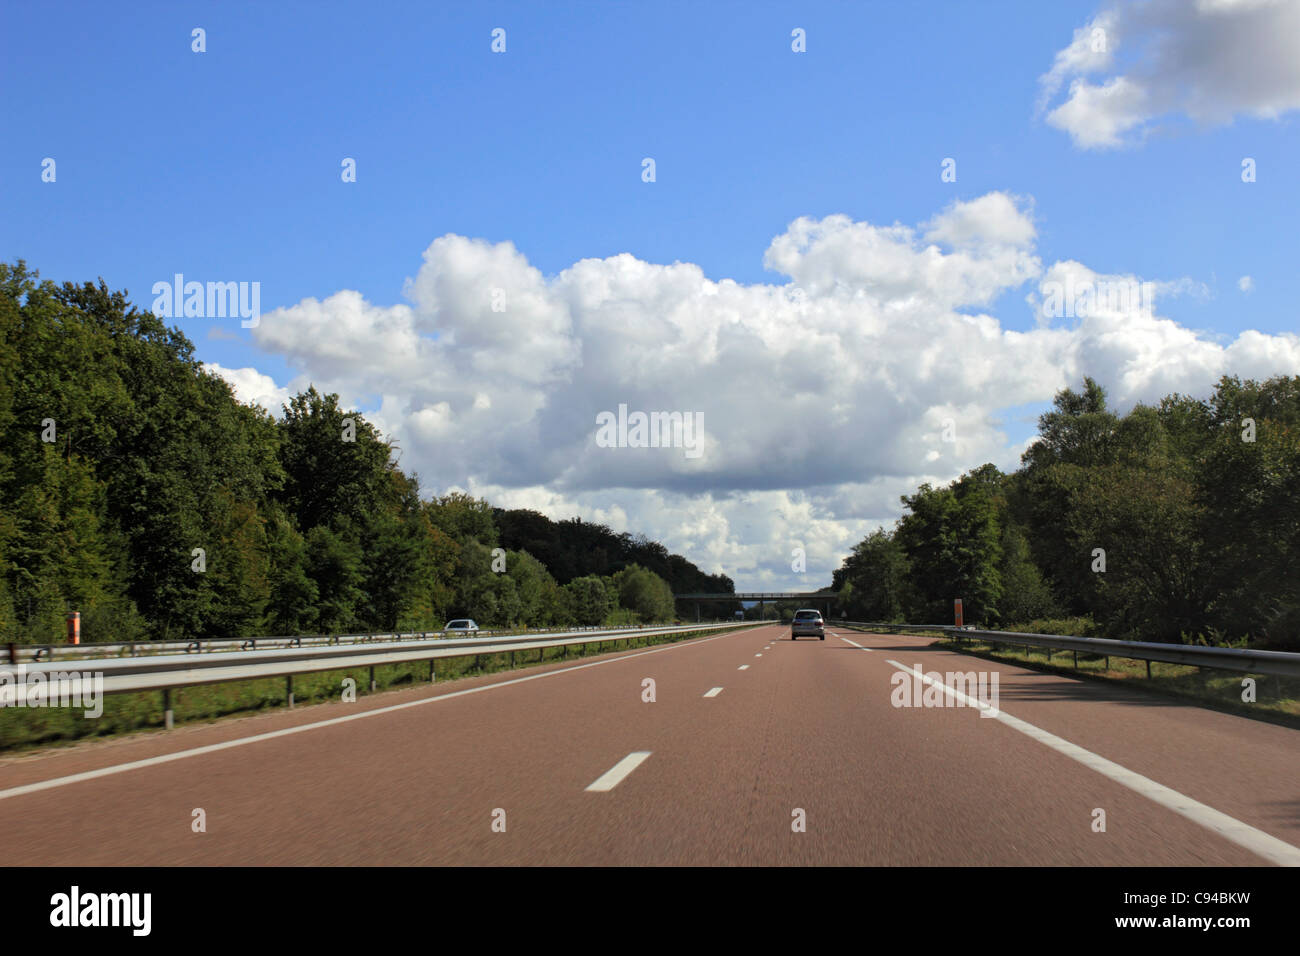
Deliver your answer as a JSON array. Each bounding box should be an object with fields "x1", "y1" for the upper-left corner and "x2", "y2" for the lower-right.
[
  {"x1": 833, "y1": 622, "x2": 1299, "y2": 729},
  {"x1": 944, "y1": 636, "x2": 1300, "y2": 729}
]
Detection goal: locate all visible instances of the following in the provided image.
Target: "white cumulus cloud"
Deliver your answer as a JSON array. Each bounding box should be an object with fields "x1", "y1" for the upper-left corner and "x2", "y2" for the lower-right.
[
  {"x1": 1038, "y1": 0, "x2": 1300, "y2": 148},
  {"x1": 220, "y1": 192, "x2": 1300, "y2": 588}
]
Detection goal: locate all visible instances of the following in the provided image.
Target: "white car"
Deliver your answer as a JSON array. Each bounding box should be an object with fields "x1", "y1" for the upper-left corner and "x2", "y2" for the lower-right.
[
  {"x1": 443, "y1": 619, "x2": 480, "y2": 637},
  {"x1": 791, "y1": 609, "x2": 825, "y2": 640}
]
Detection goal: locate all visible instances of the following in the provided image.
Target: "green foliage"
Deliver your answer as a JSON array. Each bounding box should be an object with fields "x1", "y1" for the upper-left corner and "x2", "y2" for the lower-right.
[
  {"x1": 426, "y1": 492, "x2": 498, "y2": 547},
  {"x1": 611, "y1": 563, "x2": 676, "y2": 623},
  {"x1": 278, "y1": 388, "x2": 389, "y2": 534},
  {"x1": 493, "y1": 508, "x2": 732, "y2": 599},
  {"x1": 894, "y1": 465, "x2": 1004, "y2": 624},
  {"x1": 837, "y1": 374, "x2": 1300, "y2": 649},
  {"x1": 832, "y1": 529, "x2": 910, "y2": 621},
  {"x1": 563, "y1": 574, "x2": 616, "y2": 626},
  {"x1": 1000, "y1": 615, "x2": 1101, "y2": 637},
  {"x1": 997, "y1": 524, "x2": 1055, "y2": 624},
  {"x1": 505, "y1": 549, "x2": 562, "y2": 626},
  {"x1": 304, "y1": 524, "x2": 364, "y2": 633}
]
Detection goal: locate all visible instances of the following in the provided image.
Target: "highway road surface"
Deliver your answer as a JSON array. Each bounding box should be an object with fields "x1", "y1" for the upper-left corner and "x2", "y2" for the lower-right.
[{"x1": 1, "y1": 624, "x2": 1297, "y2": 866}]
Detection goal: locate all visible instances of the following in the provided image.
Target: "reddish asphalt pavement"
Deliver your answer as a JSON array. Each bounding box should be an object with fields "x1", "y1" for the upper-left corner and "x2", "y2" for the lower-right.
[{"x1": 1, "y1": 623, "x2": 1296, "y2": 865}]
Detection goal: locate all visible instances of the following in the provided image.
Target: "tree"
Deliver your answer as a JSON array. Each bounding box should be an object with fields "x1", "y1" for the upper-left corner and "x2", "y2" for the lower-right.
[
  {"x1": 1015, "y1": 378, "x2": 1121, "y2": 613},
  {"x1": 304, "y1": 524, "x2": 364, "y2": 633},
  {"x1": 1194, "y1": 376, "x2": 1300, "y2": 648},
  {"x1": 506, "y1": 549, "x2": 561, "y2": 626},
  {"x1": 563, "y1": 575, "x2": 615, "y2": 626},
  {"x1": 832, "y1": 529, "x2": 910, "y2": 621},
  {"x1": 997, "y1": 524, "x2": 1055, "y2": 624},
  {"x1": 426, "y1": 493, "x2": 497, "y2": 547},
  {"x1": 895, "y1": 466, "x2": 1004, "y2": 624},
  {"x1": 612, "y1": 564, "x2": 676, "y2": 623},
  {"x1": 278, "y1": 388, "x2": 392, "y2": 534},
  {"x1": 263, "y1": 507, "x2": 319, "y2": 635}
]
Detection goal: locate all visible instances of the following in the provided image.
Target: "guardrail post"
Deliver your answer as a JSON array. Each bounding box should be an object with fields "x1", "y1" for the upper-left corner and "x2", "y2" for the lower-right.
[
  {"x1": 286, "y1": 675, "x2": 294, "y2": 708},
  {"x1": 430, "y1": 660, "x2": 436, "y2": 682},
  {"x1": 1072, "y1": 650, "x2": 1078, "y2": 669},
  {"x1": 163, "y1": 688, "x2": 174, "y2": 730},
  {"x1": 1104, "y1": 655, "x2": 1109, "y2": 671},
  {"x1": 510, "y1": 650, "x2": 516, "y2": 669},
  {"x1": 6, "y1": 642, "x2": 13, "y2": 665},
  {"x1": 1146, "y1": 660, "x2": 1152, "y2": 680}
]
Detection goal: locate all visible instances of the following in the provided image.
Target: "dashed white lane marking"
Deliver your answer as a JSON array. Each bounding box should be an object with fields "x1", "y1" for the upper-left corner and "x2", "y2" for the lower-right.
[
  {"x1": 755, "y1": 653, "x2": 763, "y2": 657},
  {"x1": 703, "y1": 687, "x2": 723, "y2": 698},
  {"x1": 738, "y1": 665, "x2": 750, "y2": 671},
  {"x1": 586, "y1": 751, "x2": 652, "y2": 792},
  {"x1": 839, "y1": 636, "x2": 873, "y2": 651},
  {"x1": 883, "y1": 657, "x2": 1300, "y2": 867}
]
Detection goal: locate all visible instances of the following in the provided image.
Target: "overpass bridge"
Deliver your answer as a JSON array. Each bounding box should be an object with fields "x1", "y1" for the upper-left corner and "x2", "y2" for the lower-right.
[{"x1": 673, "y1": 592, "x2": 838, "y2": 620}]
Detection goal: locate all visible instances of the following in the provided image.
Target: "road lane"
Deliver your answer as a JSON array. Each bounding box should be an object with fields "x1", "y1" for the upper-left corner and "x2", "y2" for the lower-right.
[
  {"x1": 833, "y1": 629, "x2": 1300, "y2": 858},
  {"x1": 0, "y1": 623, "x2": 1294, "y2": 865}
]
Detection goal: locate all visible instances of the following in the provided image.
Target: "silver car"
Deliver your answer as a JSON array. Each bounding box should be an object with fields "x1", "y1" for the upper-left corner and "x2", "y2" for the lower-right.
[
  {"x1": 791, "y1": 609, "x2": 825, "y2": 640},
  {"x1": 443, "y1": 619, "x2": 480, "y2": 637}
]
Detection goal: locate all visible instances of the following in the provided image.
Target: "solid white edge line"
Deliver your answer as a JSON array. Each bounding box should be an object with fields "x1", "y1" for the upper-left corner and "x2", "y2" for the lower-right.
[
  {"x1": 0, "y1": 628, "x2": 749, "y2": 802},
  {"x1": 585, "y1": 751, "x2": 652, "y2": 792},
  {"x1": 883, "y1": 656, "x2": 1300, "y2": 868}
]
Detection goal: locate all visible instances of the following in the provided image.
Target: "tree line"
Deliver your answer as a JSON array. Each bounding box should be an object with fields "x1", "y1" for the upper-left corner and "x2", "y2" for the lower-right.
[
  {"x1": 0, "y1": 262, "x2": 733, "y2": 643},
  {"x1": 833, "y1": 375, "x2": 1300, "y2": 649}
]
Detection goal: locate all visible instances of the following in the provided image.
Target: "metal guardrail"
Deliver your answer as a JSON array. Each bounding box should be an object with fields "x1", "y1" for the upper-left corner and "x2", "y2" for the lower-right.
[
  {"x1": 829, "y1": 620, "x2": 1300, "y2": 679},
  {"x1": 2, "y1": 623, "x2": 667, "y2": 665},
  {"x1": 0, "y1": 620, "x2": 766, "y2": 728}
]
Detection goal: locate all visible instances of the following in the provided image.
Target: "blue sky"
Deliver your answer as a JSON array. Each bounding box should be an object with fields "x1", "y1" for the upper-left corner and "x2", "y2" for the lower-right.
[{"x1": 4, "y1": 0, "x2": 1299, "y2": 587}]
